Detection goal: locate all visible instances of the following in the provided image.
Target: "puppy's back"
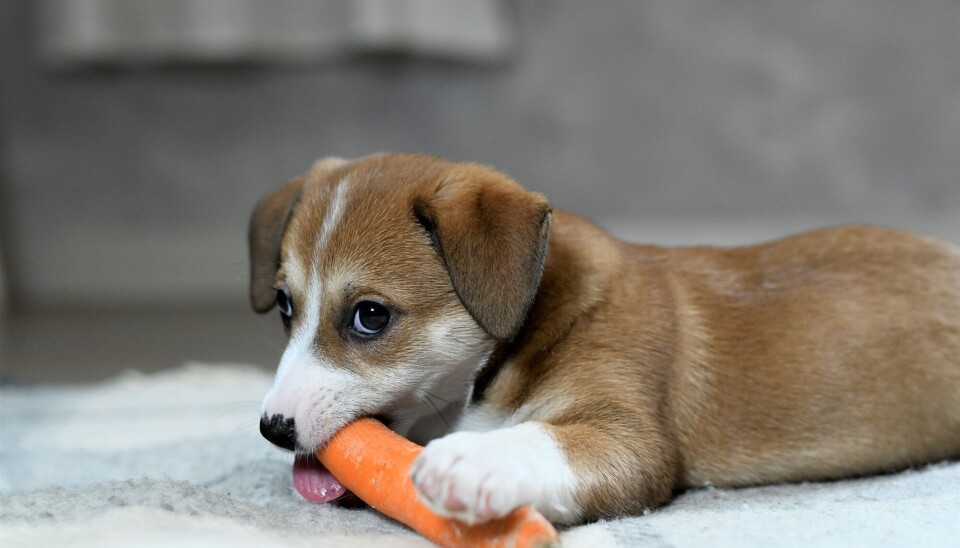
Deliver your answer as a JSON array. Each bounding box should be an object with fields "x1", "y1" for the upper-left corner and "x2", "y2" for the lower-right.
[{"x1": 664, "y1": 225, "x2": 960, "y2": 487}]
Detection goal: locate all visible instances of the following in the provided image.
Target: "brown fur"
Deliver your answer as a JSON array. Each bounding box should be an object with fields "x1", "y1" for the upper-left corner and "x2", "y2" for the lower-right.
[{"x1": 250, "y1": 153, "x2": 960, "y2": 523}]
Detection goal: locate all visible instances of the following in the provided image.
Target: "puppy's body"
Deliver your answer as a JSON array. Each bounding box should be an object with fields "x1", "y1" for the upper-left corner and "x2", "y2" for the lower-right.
[
  {"x1": 478, "y1": 215, "x2": 960, "y2": 519},
  {"x1": 250, "y1": 153, "x2": 960, "y2": 525}
]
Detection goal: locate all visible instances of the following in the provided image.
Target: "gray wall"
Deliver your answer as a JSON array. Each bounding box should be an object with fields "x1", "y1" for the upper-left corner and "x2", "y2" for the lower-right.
[{"x1": 2, "y1": 1, "x2": 959, "y2": 308}]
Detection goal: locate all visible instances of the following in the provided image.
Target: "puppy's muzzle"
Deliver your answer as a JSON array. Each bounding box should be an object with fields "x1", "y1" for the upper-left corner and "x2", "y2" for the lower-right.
[{"x1": 260, "y1": 414, "x2": 297, "y2": 451}]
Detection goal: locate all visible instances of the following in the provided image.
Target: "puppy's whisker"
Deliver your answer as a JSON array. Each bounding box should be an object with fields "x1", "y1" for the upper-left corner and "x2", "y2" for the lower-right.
[
  {"x1": 425, "y1": 391, "x2": 454, "y2": 405},
  {"x1": 424, "y1": 393, "x2": 452, "y2": 432}
]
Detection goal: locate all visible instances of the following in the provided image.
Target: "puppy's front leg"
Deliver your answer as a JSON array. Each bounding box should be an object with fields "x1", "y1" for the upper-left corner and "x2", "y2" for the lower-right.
[
  {"x1": 411, "y1": 420, "x2": 676, "y2": 525},
  {"x1": 411, "y1": 422, "x2": 581, "y2": 525}
]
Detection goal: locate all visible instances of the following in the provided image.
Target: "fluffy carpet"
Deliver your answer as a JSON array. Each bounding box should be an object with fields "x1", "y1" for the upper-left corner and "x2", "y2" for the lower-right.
[{"x1": 1, "y1": 363, "x2": 957, "y2": 547}]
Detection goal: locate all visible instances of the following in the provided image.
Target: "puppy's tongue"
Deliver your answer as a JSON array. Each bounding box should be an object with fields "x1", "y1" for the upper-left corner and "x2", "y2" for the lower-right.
[{"x1": 292, "y1": 455, "x2": 348, "y2": 503}]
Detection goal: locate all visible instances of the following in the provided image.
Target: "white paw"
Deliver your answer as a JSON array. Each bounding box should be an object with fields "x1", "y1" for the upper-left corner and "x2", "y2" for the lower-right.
[{"x1": 409, "y1": 423, "x2": 578, "y2": 525}]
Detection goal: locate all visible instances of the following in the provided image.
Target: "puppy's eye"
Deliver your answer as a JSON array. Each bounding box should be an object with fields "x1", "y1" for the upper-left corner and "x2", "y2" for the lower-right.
[
  {"x1": 352, "y1": 301, "x2": 390, "y2": 335},
  {"x1": 276, "y1": 290, "x2": 293, "y2": 326}
]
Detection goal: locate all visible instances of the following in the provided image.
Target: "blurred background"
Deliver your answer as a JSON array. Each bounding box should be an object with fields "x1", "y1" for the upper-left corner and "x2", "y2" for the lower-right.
[{"x1": 1, "y1": 0, "x2": 958, "y2": 384}]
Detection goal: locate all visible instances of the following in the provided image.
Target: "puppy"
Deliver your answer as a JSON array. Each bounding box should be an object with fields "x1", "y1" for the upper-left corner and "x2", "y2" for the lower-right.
[{"x1": 250, "y1": 153, "x2": 960, "y2": 525}]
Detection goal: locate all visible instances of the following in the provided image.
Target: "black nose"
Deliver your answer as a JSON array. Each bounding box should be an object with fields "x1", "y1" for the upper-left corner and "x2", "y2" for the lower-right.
[{"x1": 260, "y1": 414, "x2": 297, "y2": 450}]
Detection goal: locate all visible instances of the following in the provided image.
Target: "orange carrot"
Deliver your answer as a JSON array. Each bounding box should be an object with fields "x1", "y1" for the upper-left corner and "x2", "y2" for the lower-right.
[{"x1": 316, "y1": 418, "x2": 561, "y2": 548}]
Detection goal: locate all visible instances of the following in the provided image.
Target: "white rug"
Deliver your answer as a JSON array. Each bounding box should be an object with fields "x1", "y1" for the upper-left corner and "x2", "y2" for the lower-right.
[{"x1": 1, "y1": 363, "x2": 957, "y2": 547}]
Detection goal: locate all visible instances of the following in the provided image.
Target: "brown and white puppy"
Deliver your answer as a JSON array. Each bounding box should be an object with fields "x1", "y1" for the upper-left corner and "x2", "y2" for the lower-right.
[{"x1": 249, "y1": 153, "x2": 960, "y2": 525}]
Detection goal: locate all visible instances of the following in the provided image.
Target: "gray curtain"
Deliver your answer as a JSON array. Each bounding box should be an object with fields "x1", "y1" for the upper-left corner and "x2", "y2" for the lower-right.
[{"x1": 38, "y1": 0, "x2": 513, "y2": 66}]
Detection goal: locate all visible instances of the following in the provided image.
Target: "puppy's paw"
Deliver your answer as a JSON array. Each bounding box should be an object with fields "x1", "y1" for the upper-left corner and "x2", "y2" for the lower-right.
[{"x1": 409, "y1": 423, "x2": 578, "y2": 525}]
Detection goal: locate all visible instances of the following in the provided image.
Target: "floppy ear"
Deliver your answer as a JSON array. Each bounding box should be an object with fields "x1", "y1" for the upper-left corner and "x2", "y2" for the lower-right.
[
  {"x1": 248, "y1": 176, "x2": 304, "y2": 313},
  {"x1": 415, "y1": 165, "x2": 552, "y2": 341}
]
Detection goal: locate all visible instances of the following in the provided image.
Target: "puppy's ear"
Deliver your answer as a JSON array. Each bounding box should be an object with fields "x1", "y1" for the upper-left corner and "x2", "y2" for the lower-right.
[
  {"x1": 415, "y1": 165, "x2": 552, "y2": 341},
  {"x1": 248, "y1": 176, "x2": 304, "y2": 313}
]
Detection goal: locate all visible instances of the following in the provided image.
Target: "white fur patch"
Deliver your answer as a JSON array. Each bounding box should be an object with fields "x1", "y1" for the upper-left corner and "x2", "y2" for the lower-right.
[
  {"x1": 262, "y1": 177, "x2": 362, "y2": 446},
  {"x1": 410, "y1": 422, "x2": 580, "y2": 525},
  {"x1": 264, "y1": 260, "x2": 328, "y2": 421},
  {"x1": 316, "y1": 178, "x2": 350, "y2": 257}
]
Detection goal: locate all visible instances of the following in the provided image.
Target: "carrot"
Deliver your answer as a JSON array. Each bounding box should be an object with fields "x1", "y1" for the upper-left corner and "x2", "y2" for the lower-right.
[{"x1": 315, "y1": 417, "x2": 561, "y2": 548}]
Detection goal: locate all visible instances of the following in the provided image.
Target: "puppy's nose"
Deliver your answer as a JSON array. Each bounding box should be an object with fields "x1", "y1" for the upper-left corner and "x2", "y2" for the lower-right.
[{"x1": 260, "y1": 414, "x2": 297, "y2": 450}]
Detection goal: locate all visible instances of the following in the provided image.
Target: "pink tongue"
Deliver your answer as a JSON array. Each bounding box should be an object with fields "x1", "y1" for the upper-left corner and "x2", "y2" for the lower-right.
[{"x1": 292, "y1": 455, "x2": 348, "y2": 503}]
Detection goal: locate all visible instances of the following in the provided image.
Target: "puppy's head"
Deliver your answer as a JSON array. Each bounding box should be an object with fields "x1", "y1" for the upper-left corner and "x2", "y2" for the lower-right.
[{"x1": 249, "y1": 154, "x2": 551, "y2": 452}]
